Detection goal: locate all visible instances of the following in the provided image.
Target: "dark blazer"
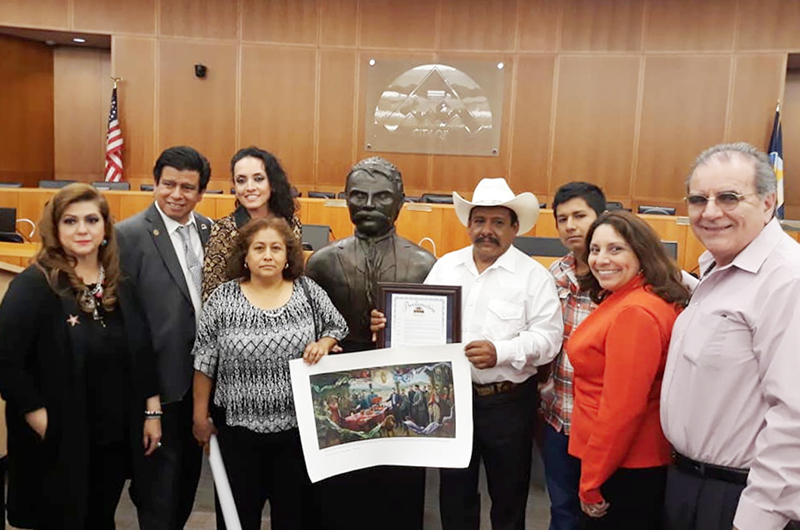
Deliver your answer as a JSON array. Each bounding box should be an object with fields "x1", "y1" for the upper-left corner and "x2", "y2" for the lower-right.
[
  {"x1": 0, "y1": 266, "x2": 157, "y2": 528},
  {"x1": 116, "y1": 203, "x2": 211, "y2": 404}
]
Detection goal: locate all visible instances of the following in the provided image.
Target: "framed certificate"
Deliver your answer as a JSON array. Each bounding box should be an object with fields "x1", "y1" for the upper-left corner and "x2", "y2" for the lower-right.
[{"x1": 376, "y1": 283, "x2": 461, "y2": 348}]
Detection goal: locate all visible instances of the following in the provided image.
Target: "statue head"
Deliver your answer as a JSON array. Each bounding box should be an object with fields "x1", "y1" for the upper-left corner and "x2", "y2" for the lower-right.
[{"x1": 345, "y1": 157, "x2": 405, "y2": 238}]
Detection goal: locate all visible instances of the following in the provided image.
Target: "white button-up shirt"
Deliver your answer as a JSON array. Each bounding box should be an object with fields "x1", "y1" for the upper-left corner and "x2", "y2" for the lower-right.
[
  {"x1": 424, "y1": 245, "x2": 563, "y2": 385},
  {"x1": 154, "y1": 202, "x2": 204, "y2": 317},
  {"x1": 661, "y1": 218, "x2": 800, "y2": 529}
]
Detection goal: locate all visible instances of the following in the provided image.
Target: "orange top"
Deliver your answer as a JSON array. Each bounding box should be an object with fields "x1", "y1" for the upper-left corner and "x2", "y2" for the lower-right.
[{"x1": 567, "y1": 275, "x2": 678, "y2": 504}]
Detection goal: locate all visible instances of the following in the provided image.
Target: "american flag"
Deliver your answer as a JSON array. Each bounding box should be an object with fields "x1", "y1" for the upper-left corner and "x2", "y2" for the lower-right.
[{"x1": 104, "y1": 87, "x2": 124, "y2": 182}]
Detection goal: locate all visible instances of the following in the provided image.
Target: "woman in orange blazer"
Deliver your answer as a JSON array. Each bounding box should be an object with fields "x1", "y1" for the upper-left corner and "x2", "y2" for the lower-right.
[{"x1": 567, "y1": 211, "x2": 690, "y2": 529}]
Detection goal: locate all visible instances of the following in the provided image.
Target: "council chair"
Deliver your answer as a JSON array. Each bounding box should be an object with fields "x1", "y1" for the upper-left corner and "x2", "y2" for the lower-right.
[
  {"x1": 308, "y1": 191, "x2": 335, "y2": 199},
  {"x1": 92, "y1": 181, "x2": 131, "y2": 191},
  {"x1": 513, "y1": 236, "x2": 569, "y2": 258},
  {"x1": 38, "y1": 180, "x2": 75, "y2": 189},
  {"x1": 638, "y1": 205, "x2": 676, "y2": 216},
  {"x1": 420, "y1": 193, "x2": 453, "y2": 204}
]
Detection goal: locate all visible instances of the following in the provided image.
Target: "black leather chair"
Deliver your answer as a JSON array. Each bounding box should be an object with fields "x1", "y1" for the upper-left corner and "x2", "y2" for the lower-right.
[
  {"x1": 0, "y1": 182, "x2": 23, "y2": 188},
  {"x1": 513, "y1": 236, "x2": 569, "y2": 258},
  {"x1": 0, "y1": 232, "x2": 23, "y2": 243},
  {"x1": 337, "y1": 191, "x2": 348, "y2": 199},
  {"x1": 0, "y1": 207, "x2": 15, "y2": 234},
  {"x1": 302, "y1": 224, "x2": 333, "y2": 251},
  {"x1": 606, "y1": 201, "x2": 625, "y2": 211},
  {"x1": 638, "y1": 205, "x2": 676, "y2": 216},
  {"x1": 39, "y1": 180, "x2": 75, "y2": 189},
  {"x1": 420, "y1": 193, "x2": 453, "y2": 204},
  {"x1": 308, "y1": 191, "x2": 335, "y2": 199},
  {"x1": 92, "y1": 181, "x2": 131, "y2": 191},
  {"x1": 140, "y1": 184, "x2": 154, "y2": 191},
  {"x1": 404, "y1": 196, "x2": 421, "y2": 203}
]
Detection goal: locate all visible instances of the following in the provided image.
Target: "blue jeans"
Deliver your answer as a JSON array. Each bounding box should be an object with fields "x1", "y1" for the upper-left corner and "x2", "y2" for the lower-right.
[{"x1": 542, "y1": 422, "x2": 582, "y2": 530}]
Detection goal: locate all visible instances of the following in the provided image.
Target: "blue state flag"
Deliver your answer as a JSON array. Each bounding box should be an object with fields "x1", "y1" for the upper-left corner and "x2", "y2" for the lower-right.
[{"x1": 768, "y1": 103, "x2": 784, "y2": 219}]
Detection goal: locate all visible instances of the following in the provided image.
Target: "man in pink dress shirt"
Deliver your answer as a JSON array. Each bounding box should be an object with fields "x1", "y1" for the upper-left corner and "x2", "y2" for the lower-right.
[{"x1": 661, "y1": 142, "x2": 800, "y2": 530}]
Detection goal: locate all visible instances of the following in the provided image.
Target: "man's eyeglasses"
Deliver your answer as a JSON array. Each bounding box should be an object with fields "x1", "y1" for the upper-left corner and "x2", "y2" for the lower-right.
[{"x1": 684, "y1": 192, "x2": 756, "y2": 211}]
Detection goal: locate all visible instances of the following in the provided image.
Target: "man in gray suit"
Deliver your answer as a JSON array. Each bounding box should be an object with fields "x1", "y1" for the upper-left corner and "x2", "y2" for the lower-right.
[{"x1": 116, "y1": 146, "x2": 212, "y2": 530}]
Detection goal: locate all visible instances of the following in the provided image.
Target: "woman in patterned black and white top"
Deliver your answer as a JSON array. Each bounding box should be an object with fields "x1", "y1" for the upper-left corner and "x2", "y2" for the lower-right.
[{"x1": 191, "y1": 216, "x2": 347, "y2": 530}]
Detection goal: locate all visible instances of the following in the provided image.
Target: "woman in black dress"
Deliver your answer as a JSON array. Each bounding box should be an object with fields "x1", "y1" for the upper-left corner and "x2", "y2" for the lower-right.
[{"x1": 0, "y1": 183, "x2": 161, "y2": 529}]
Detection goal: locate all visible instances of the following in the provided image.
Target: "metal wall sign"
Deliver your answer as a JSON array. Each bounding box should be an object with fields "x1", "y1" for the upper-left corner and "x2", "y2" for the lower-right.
[{"x1": 365, "y1": 59, "x2": 505, "y2": 157}]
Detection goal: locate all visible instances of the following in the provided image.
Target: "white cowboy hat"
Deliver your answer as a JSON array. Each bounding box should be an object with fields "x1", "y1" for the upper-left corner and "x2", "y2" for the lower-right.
[{"x1": 453, "y1": 178, "x2": 540, "y2": 235}]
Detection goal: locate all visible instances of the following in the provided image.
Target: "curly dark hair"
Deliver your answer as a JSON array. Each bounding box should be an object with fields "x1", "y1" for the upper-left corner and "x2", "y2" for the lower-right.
[
  {"x1": 35, "y1": 183, "x2": 120, "y2": 312},
  {"x1": 579, "y1": 210, "x2": 690, "y2": 306},
  {"x1": 227, "y1": 217, "x2": 304, "y2": 282},
  {"x1": 231, "y1": 146, "x2": 298, "y2": 223}
]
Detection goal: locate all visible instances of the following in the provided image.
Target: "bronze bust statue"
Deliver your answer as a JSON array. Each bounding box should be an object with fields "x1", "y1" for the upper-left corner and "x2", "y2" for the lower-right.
[{"x1": 306, "y1": 157, "x2": 436, "y2": 352}]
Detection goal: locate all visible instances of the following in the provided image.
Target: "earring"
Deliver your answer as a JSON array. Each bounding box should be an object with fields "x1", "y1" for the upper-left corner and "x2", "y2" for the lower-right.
[
  {"x1": 101, "y1": 238, "x2": 108, "y2": 247},
  {"x1": 284, "y1": 263, "x2": 289, "y2": 269},
  {"x1": 244, "y1": 262, "x2": 249, "y2": 269}
]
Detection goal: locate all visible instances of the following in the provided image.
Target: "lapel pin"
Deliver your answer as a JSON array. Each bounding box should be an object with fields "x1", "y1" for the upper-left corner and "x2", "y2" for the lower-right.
[
  {"x1": 153, "y1": 229, "x2": 160, "y2": 237},
  {"x1": 200, "y1": 224, "x2": 208, "y2": 231},
  {"x1": 67, "y1": 314, "x2": 80, "y2": 327}
]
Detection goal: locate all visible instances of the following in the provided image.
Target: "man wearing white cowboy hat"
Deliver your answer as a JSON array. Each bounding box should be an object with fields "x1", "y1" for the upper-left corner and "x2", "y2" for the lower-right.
[{"x1": 425, "y1": 177, "x2": 563, "y2": 529}]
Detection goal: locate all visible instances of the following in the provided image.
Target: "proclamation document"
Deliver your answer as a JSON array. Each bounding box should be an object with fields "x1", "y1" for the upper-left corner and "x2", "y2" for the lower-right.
[
  {"x1": 390, "y1": 293, "x2": 447, "y2": 346},
  {"x1": 290, "y1": 343, "x2": 472, "y2": 483}
]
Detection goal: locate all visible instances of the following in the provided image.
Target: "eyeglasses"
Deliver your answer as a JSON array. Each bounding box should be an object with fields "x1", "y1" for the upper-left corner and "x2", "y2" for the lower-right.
[{"x1": 684, "y1": 192, "x2": 756, "y2": 211}]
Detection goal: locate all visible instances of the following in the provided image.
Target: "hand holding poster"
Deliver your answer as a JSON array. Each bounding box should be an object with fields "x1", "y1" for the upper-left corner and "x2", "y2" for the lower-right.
[{"x1": 290, "y1": 343, "x2": 472, "y2": 483}]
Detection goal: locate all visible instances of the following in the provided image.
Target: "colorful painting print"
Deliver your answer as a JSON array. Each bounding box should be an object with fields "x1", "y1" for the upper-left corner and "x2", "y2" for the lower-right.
[{"x1": 310, "y1": 362, "x2": 456, "y2": 450}]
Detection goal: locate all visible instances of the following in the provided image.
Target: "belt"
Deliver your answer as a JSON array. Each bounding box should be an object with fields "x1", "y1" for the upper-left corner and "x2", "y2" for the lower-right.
[
  {"x1": 472, "y1": 381, "x2": 519, "y2": 397},
  {"x1": 673, "y1": 452, "x2": 749, "y2": 486}
]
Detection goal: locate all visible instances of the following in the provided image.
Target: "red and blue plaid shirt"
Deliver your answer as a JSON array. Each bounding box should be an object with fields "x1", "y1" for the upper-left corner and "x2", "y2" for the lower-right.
[{"x1": 539, "y1": 253, "x2": 596, "y2": 435}]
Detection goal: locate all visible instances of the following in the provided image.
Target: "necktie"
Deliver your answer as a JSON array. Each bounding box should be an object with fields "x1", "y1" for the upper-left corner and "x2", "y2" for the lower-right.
[{"x1": 177, "y1": 225, "x2": 202, "y2": 298}]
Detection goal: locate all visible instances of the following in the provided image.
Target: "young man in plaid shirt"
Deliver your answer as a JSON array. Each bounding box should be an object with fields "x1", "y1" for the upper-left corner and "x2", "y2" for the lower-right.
[{"x1": 539, "y1": 182, "x2": 606, "y2": 530}]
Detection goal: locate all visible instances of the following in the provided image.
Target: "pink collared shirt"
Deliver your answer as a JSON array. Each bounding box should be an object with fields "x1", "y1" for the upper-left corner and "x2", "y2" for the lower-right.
[{"x1": 661, "y1": 218, "x2": 800, "y2": 529}]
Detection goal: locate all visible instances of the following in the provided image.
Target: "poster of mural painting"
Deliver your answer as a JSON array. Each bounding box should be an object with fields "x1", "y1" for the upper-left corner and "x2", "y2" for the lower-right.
[
  {"x1": 311, "y1": 361, "x2": 455, "y2": 450},
  {"x1": 290, "y1": 343, "x2": 472, "y2": 482}
]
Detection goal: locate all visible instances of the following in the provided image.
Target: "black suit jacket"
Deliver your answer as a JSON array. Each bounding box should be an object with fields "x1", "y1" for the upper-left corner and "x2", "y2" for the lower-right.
[
  {"x1": 0, "y1": 266, "x2": 157, "y2": 528},
  {"x1": 116, "y1": 203, "x2": 211, "y2": 403}
]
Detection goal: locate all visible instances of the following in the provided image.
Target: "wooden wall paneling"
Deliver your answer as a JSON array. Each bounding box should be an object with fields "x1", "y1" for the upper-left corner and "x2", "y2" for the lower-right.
[
  {"x1": 355, "y1": 52, "x2": 435, "y2": 193},
  {"x1": 113, "y1": 37, "x2": 156, "y2": 181},
  {"x1": 118, "y1": 193, "x2": 154, "y2": 220},
  {"x1": 550, "y1": 56, "x2": 640, "y2": 200},
  {"x1": 737, "y1": 0, "x2": 800, "y2": 51},
  {"x1": 103, "y1": 192, "x2": 122, "y2": 222},
  {"x1": 0, "y1": 35, "x2": 54, "y2": 187},
  {"x1": 431, "y1": 53, "x2": 513, "y2": 195},
  {"x1": 192, "y1": 195, "x2": 216, "y2": 220},
  {"x1": 158, "y1": 40, "x2": 237, "y2": 182},
  {"x1": 239, "y1": 45, "x2": 317, "y2": 187},
  {"x1": 320, "y1": 0, "x2": 358, "y2": 47},
  {"x1": 438, "y1": 0, "x2": 518, "y2": 51},
  {"x1": 782, "y1": 71, "x2": 800, "y2": 220},
  {"x1": 317, "y1": 50, "x2": 357, "y2": 188},
  {"x1": 302, "y1": 200, "x2": 353, "y2": 241},
  {"x1": 395, "y1": 204, "x2": 444, "y2": 253},
  {"x1": 439, "y1": 206, "x2": 475, "y2": 249},
  {"x1": 508, "y1": 54, "x2": 555, "y2": 198},
  {"x1": 73, "y1": 0, "x2": 156, "y2": 34},
  {"x1": 0, "y1": 0, "x2": 69, "y2": 29},
  {"x1": 517, "y1": 0, "x2": 560, "y2": 52},
  {"x1": 636, "y1": 56, "x2": 731, "y2": 203},
  {"x1": 159, "y1": 0, "x2": 239, "y2": 39},
  {"x1": 359, "y1": 0, "x2": 438, "y2": 50},
  {"x1": 683, "y1": 227, "x2": 706, "y2": 273},
  {"x1": 639, "y1": 214, "x2": 688, "y2": 269},
  {"x1": 727, "y1": 55, "x2": 786, "y2": 146},
  {"x1": 54, "y1": 47, "x2": 111, "y2": 182},
  {"x1": 16, "y1": 190, "x2": 55, "y2": 241},
  {"x1": 560, "y1": 0, "x2": 643, "y2": 52},
  {"x1": 214, "y1": 195, "x2": 236, "y2": 219},
  {"x1": 241, "y1": 0, "x2": 319, "y2": 44},
  {"x1": 644, "y1": 0, "x2": 736, "y2": 51}
]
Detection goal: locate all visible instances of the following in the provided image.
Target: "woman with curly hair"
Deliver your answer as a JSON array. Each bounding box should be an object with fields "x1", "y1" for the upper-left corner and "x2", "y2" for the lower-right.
[
  {"x1": 0, "y1": 183, "x2": 161, "y2": 529},
  {"x1": 567, "y1": 210, "x2": 690, "y2": 529},
  {"x1": 201, "y1": 146, "x2": 301, "y2": 302}
]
